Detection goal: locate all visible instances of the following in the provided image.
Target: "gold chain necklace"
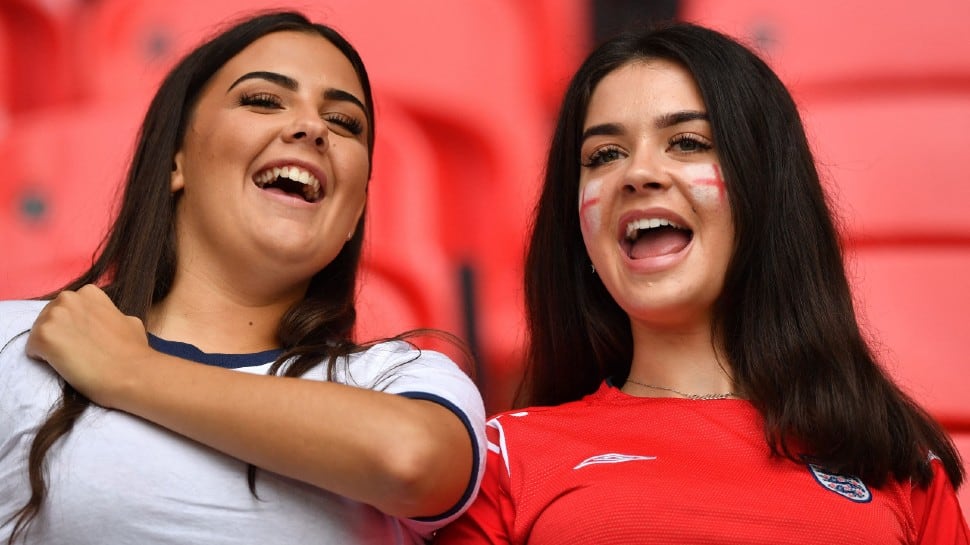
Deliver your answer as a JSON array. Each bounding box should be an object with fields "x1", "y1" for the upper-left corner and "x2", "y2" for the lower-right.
[{"x1": 624, "y1": 377, "x2": 738, "y2": 400}]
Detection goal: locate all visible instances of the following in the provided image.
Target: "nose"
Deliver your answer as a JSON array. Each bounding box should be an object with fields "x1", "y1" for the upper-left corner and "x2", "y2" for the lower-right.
[
  {"x1": 621, "y1": 149, "x2": 671, "y2": 194},
  {"x1": 282, "y1": 115, "x2": 328, "y2": 150}
]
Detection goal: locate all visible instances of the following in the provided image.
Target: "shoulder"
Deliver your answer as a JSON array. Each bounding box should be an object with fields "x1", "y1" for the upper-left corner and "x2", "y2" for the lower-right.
[
  {"x1": 344, "y1": 340, "x2": 484, "y2": 419},
  {"x1": 905, "y1": 454, "x2": 970, "y2": 539},
  {"x1": 487, "y1": 395, "x2": 600, "y2": 435},
  {"x1": 483, "y1": 400, "x2": 594, "y2": 457},
  {"x1": 342, "y1": 340, "x2": 468, "y2": 386},
  {"x1": 0, "y1": 300, "x2": 60, "y2": 409},
  {"x1": 351, "y1": 339, "x2": 457, "y2": 369},
  {"x1": 0, "y1": 299, "x2": 48, "y2": 342}
]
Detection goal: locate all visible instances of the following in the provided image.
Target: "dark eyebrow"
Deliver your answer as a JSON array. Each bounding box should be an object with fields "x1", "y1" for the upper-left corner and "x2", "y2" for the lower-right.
[
  {"x1": 227, "y1": 71, "x2": 368, "y2": 118},
  {"x1": 227, "y1": 71, "x2": 297, "y2": 92},
  {"x1": 581, "y1": 110, "x2": 709, "y2": 144},
  {"x1": 655, "y1": 110, "x2": 709, "y2": 129},
  {"x1": 581, "y1": 122, "x2": 623, "y2": 143},
  {"x1": 323, "y1": 88, "x2": 367, "y2": 117}
]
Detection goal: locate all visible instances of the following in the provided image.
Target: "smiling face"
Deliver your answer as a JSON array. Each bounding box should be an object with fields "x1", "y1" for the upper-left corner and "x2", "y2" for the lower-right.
[
  {"x1": 170, "y1": 30, "x2": 370, "y2": 294},
  {"x1": 578, "y1": 59, "x2": 735, "y2": 331}
]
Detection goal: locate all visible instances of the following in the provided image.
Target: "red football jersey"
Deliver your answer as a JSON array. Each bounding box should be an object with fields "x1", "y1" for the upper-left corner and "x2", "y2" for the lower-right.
[{"x1": 436, "y1": 382, "x2": 969, "y2": 544}]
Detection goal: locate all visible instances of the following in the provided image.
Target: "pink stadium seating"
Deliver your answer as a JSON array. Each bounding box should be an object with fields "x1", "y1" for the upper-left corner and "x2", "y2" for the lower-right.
[
  {"x1": 0, "y1": 19, "x2": 10, "y2": 123},
  {"x1": 516, "y1": 0, "x2": 592, "y2": 116},
  {"x1": 846, "y1": 246, "x2": 970, "y2": 427},
  {"x1": 0, "y1": 98, "x2": 144, "y2": 299},
  {"x1": 801, "y1": 92, "x2": 970, "y2": 243},
  {"x1": 678, "y1": 0, "x2": 970, "y2": 97},
  {"x1": 0, "y1": 0, "x2": 83, "y2": 110},
  {"x1": 74, "y1": 0, "x2": 309, "y2": 102},
  {"x1": 354, "y1": 98, "x2": 463, "y2": 349}
]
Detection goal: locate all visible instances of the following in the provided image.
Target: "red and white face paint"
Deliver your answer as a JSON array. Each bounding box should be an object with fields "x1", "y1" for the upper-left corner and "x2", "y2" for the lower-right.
[
  {"x1": 577, "y1": 59, "x2": 736, "y2": 330},
  {"x1": 579, "y1": 178, "x2": 604, "y2": 236},
  {"x1": 683, "y1": 163, "x2": 727, "y2": 209}
]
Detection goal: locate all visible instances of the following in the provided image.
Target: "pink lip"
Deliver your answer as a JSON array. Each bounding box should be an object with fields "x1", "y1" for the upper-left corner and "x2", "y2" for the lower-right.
[
  {"x1": 616, "y1": 207, "x2": 693, "y2": 274},
  {"x1": 253, "y1": 158, "x2": 328, "y2": 197}
]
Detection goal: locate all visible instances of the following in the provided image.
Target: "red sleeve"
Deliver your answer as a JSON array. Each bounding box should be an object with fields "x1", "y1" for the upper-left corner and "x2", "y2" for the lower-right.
[
  {"x1": 911, "y1": 457, "x2": 970, "y2": 544},
  {"x1": 434, "y1": 420, "x2": 515, "y2": 544}
]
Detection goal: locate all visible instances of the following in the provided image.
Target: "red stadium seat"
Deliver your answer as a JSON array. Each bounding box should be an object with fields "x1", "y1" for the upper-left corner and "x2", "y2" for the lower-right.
[
  {"x1": 678, "y1": 0, "x2": 970, "y2": 97},
  {"x1": 355, "y1": 99, "x2": 463, "y2": 350},
  {"x1": 0, "y1": 18, "x2": 11, "y2": 122},
  {"x1": 801, "y1": 92, "x2": 970, "y2": 243},
  {"x1": 846, "y1": 246, "x2": 970, "y2": 427},
  {"x1": 74, "y1": 0, "x2": 308, "y2": 103},
  {"x1": 0, "y1": 0, "x2": 84, "y2": 110},
  {"x1": 0, "y1": 99, "x2": 143, "y2": 299},
  {"x1": 512, "y1": 0, "x2": 592, "y2": 116}
]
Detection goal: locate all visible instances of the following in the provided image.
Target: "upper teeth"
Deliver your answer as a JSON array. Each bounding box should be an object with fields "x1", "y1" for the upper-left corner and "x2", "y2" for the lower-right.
[
  {"x1": 255, "y1": 165, "x2": 320, "y2": 189},
  {"x1": 625, "y1": 218, "x2": 684, "y2": 240}
]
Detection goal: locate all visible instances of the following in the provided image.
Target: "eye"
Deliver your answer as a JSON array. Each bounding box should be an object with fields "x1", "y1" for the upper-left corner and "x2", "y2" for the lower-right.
[
  {"x1": 582, "y1": 145, "x2": 626, "y2": 168},
  {"x1": 238, "y1": 92, "x2": 283, "y2": 109},
  {"x1": 669, "y1": 134, "x2": 713, "y2": 154},
  {"x1": 324, "y1": 112, "x2": 365, "y2": 137}
]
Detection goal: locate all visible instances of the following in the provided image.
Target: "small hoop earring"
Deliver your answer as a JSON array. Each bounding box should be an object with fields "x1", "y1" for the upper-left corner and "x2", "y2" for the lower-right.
[{"x1": 590, "y1": 263, "x2": 596, "y2": 274}]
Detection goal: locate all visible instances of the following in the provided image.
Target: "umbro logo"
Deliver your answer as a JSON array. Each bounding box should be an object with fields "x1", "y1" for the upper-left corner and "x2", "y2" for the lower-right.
[{"x1": 573, "y1": 453, "x2": 657, "y2": 470}]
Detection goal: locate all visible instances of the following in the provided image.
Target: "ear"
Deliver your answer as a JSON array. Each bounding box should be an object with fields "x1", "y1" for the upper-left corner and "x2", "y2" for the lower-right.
[{"x1": 170, "y1": 150, "x2": 186, "y2": 193}]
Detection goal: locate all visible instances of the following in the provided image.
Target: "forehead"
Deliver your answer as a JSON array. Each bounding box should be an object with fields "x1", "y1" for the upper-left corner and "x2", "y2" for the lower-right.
[
  {"x1": 585, "y1": 59, "x2": 705, "y2": 124},
  {"x1": 212, "y1": 30, "x2": 365, "y2": 98}
]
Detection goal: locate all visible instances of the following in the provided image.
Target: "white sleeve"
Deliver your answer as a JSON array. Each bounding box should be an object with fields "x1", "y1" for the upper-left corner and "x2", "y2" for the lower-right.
[{"x1": 345, "y1": 342, "x2": 488, "y2": 531}]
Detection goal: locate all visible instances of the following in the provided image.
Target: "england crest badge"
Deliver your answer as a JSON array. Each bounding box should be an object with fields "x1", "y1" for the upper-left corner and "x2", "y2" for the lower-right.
[{"x1": 807, "y1": 463, "x2": 872, "y2": 502}]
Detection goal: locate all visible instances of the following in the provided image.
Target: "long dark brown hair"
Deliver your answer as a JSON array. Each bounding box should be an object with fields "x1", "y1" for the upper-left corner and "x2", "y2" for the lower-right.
[
  {"x1": 521, "y1": 22, "x2": 964, "y2": 490},
  {"x1": 6, "y1": 11, "x2": 395, "y2": 543}
]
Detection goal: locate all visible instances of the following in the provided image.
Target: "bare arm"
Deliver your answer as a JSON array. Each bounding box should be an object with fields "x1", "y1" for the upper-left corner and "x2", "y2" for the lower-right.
[{"x1": 26, "y1": 285, "x2": 478, "y2": 518}]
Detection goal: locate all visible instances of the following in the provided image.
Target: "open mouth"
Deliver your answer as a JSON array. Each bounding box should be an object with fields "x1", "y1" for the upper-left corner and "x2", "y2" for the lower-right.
[
  {"x1": 621, "y1": 218, "x2": 693, "y2": 259},
  {"x1": 254, "y1": 165, "x2": 322, "y2": 203}
]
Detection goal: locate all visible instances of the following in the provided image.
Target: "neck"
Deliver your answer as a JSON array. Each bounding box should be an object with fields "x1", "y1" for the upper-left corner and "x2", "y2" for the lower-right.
[
  {"x1": 625, "y1": 321, "x2": 736, "y2": 398},
  {"x1": 147, "y1": 269, "x2": 303, "y2": 353}
]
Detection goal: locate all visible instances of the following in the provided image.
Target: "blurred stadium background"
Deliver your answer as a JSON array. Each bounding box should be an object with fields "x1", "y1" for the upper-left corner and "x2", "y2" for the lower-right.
[{"x1": 1, "y1": 0, "x2": 968, "y2": 517}]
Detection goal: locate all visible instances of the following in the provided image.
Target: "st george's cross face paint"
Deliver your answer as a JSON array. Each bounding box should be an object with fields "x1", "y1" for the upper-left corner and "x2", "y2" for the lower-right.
[
  {"x1": 579, "y1": 178, "x2": 604, "y2": 235},
  {"x1": 682, "y1": 163, "x2": 727, "y2": 209}
]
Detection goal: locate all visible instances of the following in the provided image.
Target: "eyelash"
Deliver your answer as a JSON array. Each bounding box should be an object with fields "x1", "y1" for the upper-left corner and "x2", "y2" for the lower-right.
[
  {"x1": 669, "y1": 134, "x2": 713, "y2": 153},
  {"x1": 238, "y1": 93, "x2": 365, "y2": 136},
  {"x1": 581, "y1": 134, "x2": 714, "y2": 167},
  {"x1": 582, "y1": 146, "x2": 624, "y2": 168},
  {"x1": 239, "y1": 92, "x2": 282, "y2": 108},
  {"x1": 324, "y1": 113, "x2": 364, "y2": 136}
]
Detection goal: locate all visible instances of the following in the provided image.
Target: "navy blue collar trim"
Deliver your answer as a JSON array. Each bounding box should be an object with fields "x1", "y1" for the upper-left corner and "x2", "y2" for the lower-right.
[{"x1": 148, "y1": 334, "x2": 283, "y2": 369}]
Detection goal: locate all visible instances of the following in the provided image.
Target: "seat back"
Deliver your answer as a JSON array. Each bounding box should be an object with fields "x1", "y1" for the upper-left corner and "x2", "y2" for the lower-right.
[
  {"x1": 0, "y1": 100, "x2": 142, "y2": 299},
  {"x1": 847, "y1": 247, "x2": 970, "y2": 426},
  {"x1": 679, "y1": 0, "x2": 970, "y2": 97},
  {"x1": 803, "y1": 93, "x2": 970, "y2": 242},
  {"x1": 355, "y1": 99, "x2": 463, "y2": 353},
  {"x1": 0, "y1": 0, "x2": 83, "y2": 110}
]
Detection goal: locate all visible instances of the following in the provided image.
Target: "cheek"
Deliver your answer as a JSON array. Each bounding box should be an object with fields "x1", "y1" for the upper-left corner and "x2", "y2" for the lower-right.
[
  {"x1": 579, "y1": 178, "x2": 604, "y2": 236},
  {"x1": 683, "y1": 163, "x2": 727, "y2": 209}
]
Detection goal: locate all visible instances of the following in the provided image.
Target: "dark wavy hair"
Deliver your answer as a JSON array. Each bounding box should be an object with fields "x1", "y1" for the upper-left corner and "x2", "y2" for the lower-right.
[
  {"x1": 521, "y1": 22, "x2": 964, "y2": 490},
  {"x1": 6, "y1": 10, "x2": 385, "y2": 543}
]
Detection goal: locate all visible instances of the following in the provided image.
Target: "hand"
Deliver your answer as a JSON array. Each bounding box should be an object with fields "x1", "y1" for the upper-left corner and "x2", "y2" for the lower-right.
[{"x1": 26, "y1": 284, "x2": 152, "y2": 408}]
